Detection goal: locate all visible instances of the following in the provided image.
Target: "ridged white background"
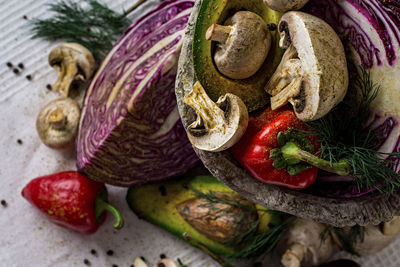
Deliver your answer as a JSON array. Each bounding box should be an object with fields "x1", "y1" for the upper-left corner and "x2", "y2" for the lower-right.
[{"x1": 0, "y1": 0, "x2": 399, "y2": 266}]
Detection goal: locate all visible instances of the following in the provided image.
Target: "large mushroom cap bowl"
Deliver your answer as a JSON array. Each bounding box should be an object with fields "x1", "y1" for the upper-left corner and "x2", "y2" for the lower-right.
[{"x1": 175, "y1": 0, "x2": 400, "y2": 227}]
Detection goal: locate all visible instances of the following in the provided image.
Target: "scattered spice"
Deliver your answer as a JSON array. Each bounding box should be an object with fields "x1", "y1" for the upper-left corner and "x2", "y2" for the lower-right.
[
  {"x1": 46, "y1": 84, "x2": 52, "y2": 90},
  {"x1": 26, "y1": 75, "x2": 32, "y2": 81},
  {"x1": 159, "y1": 185, "x2": 167, "y2": 196},
  {"x1": 1, "y1": 200, "x2": 7, "y2": 207},
  {"x1": 90, "y1": 249, "x2": 97, "y2": 255},
  {"x1": 106, "y1": 250, "x2": 114, "y2": 256},
  {"x1": 6, "y1": 62, "x2": 13, "y2": 68},
  {"x1": 17, "y1": 139, "x2": 23, "y2": 145},
  {"x1": 267, "y1": 23, "x2": 277, "y2": 31},
  {"x1": 112, "y1": 265, "x2": 118, "y2": 267},
  {"x1": 13, "y1": 68, "x2": 20, "y2": 74},
  {"x1": 140, "y1": 256, "x2": 146, "y2": 262},
  {"x1": 23, "y1": 15, "x2": 28, "y2": 20},
  {"x1": 157, "y1": 264, "x2": 166, "y2": 267},
  {"x1": 160, "y1": 254, "x2": 166, "y2": 259},
  {"x1": 18, "y1": 63, "x2": 24, "y2": 69},
  {"x1": 83, "y1": 259, "x2": 90, "y2": 265}
]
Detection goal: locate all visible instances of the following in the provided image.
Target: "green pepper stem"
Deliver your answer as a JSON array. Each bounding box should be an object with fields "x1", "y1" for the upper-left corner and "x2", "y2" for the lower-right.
[
  {"x1": 281, "y1": 142, "x2": 351, "y2": 176},
  {"x1": 95, "y1": 190, "x2": 124, "y2": 229}
]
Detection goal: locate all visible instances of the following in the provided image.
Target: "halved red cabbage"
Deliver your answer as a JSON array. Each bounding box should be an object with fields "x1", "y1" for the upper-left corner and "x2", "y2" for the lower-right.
[
  {"x1": 76, "y1": 0, "x2": 198, "y2": 186},
  {"x1": 304, "y1": 0, "x2": 400, "y2": 198}
]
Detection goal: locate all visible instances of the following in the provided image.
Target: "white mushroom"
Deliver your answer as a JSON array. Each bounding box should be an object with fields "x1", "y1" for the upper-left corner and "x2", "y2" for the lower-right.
[
  {"x1": 36, "y1": 97, "x2": 80, "y2": 149},
  {"x1": 264, "y1": 0, "x2": 310, "y2": 12},
  {"x1": 133, "y1": 257, "x2": 148, "y2": 267},
  {"x1": 156, "y1": 258, "x2": 178, "y2": 267},
  {"x1": 184, "y1": 81, "x2": 248, "y2": 152},
  {"x1": 49, "y1": 43, "x2": 95, "y2": 97},
  {"x1": 265, "y1": 11, "x2": 348, "y2": 121},
  {"x1": 382, "y1": 216, "x2": 400, "y2": 236},
  {"x1": 278, "y1": 218, "x2": 334, "y2": 267},
  {"x1": 206, "y1": 11, "x2": 271, "y2": 79}
]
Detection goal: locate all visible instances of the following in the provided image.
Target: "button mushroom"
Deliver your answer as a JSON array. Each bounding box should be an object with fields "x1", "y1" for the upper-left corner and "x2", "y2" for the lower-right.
[
  {"x1": 381, "y1": 216, "x2": 400, "y2": 236},
  {"x1": 36, "y1": 97, "x2": 80, "y2": 149},
  {"x1": 183, "y1": 81, "x2": 248, "y2": 152},
  {"x1": 263, "y1": 0, "x2": 310, "y2": 12},
  {"x1": 49, "y1": 43, "x2": 95, "y2": 97},
  {"x1": 156, "y1": 258, "x2": 179, "y2": 267},
  {"x1": 265, "y1": 11, "x2": 348, "y2": 121},
  {"x1": 206, "y1": 11, "x2": 271, "y2": 80},
  {"x1": 277, "y1": 218, "x2": 334, "y2": 267}
]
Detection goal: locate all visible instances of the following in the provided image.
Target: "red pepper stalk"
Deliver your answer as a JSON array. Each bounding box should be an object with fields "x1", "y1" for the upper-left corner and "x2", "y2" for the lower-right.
[
  {"x1": 21, "y1": 171, "x2": 123, "y2": 234},
  {"x1": 231, "y1": 106, "x2": 350, "y2": 190}
]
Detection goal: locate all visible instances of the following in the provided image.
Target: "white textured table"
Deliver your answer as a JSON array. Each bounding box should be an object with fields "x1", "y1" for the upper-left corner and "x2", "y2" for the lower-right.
[{"x1": 0, "y1": 0, "x2": 399, "y2": 266}]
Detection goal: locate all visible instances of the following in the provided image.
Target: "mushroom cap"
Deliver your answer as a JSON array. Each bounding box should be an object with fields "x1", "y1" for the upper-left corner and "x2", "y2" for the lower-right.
[
  {"x1": 36, "y1": 97, "x2": 81, "y2": 149},
  {"x1": 278, "y1": 11, "x2": 348, "y2": 121},
  {"x1": 214, "y1": 11, "x2": 271, "y2": 80},
  {"x1": 185, "y1": 84, "x2": 249, "y2": 152},
  {"x1": 264, "y1": 0, "x2": 310, "y2": 12},
  {"x1": 49, "y1": 42, "x2": 95, "y2": 82}
]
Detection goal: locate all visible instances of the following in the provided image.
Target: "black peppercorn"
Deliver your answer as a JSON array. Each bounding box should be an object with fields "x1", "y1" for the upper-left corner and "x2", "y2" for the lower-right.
[{"x1": 106, "y1": 250, "x2": 114, "y2": 256}]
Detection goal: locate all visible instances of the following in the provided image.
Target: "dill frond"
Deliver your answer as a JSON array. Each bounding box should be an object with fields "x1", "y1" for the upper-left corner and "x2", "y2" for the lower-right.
[
  {"x1": 31, "y1": 0, "x2": 131, "y2": 60},
  {"x1": 308, "y1": 66, "x2": 400, "y2": 196}
]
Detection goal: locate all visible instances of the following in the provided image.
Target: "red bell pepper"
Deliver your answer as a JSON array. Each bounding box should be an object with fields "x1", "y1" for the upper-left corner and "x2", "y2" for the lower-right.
[
  {"x1": 231, "y1": 107, "x2": 351, "y2": 189},
  {"x1": 231, "y1": 107, "x2": 319, "y2": 189},
  {"x1": 21, "y1": 171, "x2": 123, "y2": 234}
]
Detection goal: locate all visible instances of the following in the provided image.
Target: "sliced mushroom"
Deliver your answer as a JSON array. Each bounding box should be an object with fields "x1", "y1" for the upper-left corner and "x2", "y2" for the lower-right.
[
  {"x1": 36, "y1": 97, "x2": 80, "y2": 149},
  {"x1": 206, "y1": 11, "x2": 271, "y2": 79},
  {"x1": 176, "y1": 192, "x2": 258, "y2": 243},
  {"x1": 265, "y1": 11, "x2": 348, "y2": 121},
  {"x1": 278, "y1": 218, "x2": 334, "y2": 267},
  {"x1": 382, "y1": 216, "x2": 400, "y2": 236},
  {"x1": 183, "y1": 81, "x2": 248, "y2": 152},
  {"x1": 49, "y1": 43, "x2": 95, "y2": 97},
  {"x1": 264, "y1": 0, "x2": 310, "y2": 12}
]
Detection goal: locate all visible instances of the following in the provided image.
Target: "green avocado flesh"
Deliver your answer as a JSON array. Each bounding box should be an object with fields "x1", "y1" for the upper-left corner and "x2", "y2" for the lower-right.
[
  {"x1": 193, "y1": 0, "x2": 283, "y2": 112},
  {"x1": 126, "y1": 175, "x2": 279, "y2": 257}
]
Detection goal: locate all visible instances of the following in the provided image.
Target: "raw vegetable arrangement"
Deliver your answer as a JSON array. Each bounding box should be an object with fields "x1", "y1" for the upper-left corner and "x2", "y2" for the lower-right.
[
  {"x1": 184, "y1": 0, "x2": 400, "y2": 197},
  {"x1": 16, "y1": 0, "x2": 400, "y2": 266}
]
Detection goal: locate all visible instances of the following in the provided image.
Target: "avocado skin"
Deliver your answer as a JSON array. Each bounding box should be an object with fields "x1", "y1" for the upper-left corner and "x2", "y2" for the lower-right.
[
  {"x1": 126, "y1": 175, "x2": 279, "y2": 257},
  {"x1": 193, "y1": 0, "x2": 284, "y2": 112}
]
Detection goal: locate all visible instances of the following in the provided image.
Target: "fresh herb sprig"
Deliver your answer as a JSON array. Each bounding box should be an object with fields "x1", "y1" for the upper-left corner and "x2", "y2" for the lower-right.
[
  {"x1": 307, "y1": 67, "x2": 400, "y2": 195},
  {"x1": 31, "y1": 0, "x2": 136, "y2": 60},
  {"x1": 320, "y1": 225, "x2": 366, "y2": 256}
]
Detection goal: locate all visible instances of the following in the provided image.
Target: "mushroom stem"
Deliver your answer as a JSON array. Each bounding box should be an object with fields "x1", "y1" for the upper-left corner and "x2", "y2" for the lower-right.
[
  {"x1": 281, "y1": 243, "x2": 306, "y2": 267},
  {"x1": 48, "y1": 108, "x2": 67, "y2": 130},
  {"x1": 265, "y1": 44, "x2": 298, "y2": 96},
  {"x1": 184, "y1": 82, "x2": 225, "y2": 129},
  {"x1": 56, "y1": 59, "x2": 79, "y2": 97},
  {"x1": 206, "y1": 24, "x2": 232, "y2": 43},
  {"x1": 281, "y1": 141, "x2": 351, "y2": 176},
  {"x1": 271, "y1": 77, "x2": 302, "y2": 110}
]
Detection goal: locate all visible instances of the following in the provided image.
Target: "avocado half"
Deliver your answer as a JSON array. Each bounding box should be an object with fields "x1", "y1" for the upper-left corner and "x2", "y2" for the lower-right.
[
  {"x1": 126, "y1": 175, "x2": 279, "y2": 257},
  {"x1": 193, "y1": 0, "x2": 283, "y2": 112}
]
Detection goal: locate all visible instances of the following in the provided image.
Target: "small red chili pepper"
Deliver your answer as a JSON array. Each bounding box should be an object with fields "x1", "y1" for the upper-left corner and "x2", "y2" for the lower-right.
[
  {"x1": 21, "y1": 171, "x2": 123, "y2": 234},
  {"x1": 231, "y1": 107, "x2": 320, "y2": 190}
]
